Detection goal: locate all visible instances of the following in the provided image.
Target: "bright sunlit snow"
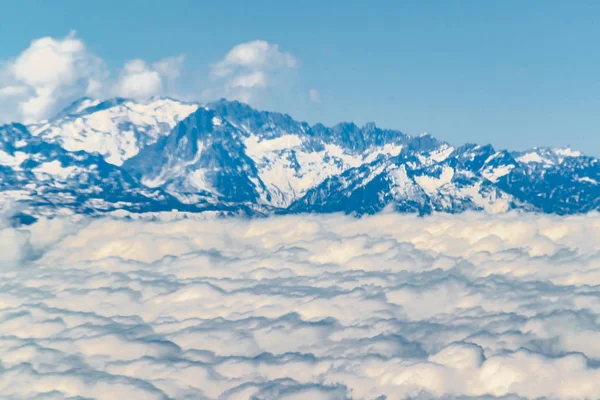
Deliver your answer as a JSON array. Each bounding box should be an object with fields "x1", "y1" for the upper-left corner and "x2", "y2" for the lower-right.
[{"x1": 29, "y1": 98, "x2": 198, "y2": 166}]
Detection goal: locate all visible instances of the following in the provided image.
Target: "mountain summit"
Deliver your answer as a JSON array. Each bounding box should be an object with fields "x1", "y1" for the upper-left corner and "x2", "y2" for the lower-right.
[{"x1": 1, "y1": 98, "x2": 598, "y2": 219}]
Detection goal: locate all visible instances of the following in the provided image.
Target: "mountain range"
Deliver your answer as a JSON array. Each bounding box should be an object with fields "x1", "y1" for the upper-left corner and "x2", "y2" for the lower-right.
[{"x1": 1, "y1": 97, "x2": 598, "y2": 221}]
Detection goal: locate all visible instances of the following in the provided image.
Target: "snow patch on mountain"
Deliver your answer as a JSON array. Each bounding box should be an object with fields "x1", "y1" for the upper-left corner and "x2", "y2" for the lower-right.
[
  {"x1": 364, "y1": 143, "x2": 404, "y2": 163},
  {"x1": 429, "y1": 144, "x2": 455, "y2": 162},
  {"x1": 516, "y1": 147, "x2": 583, "y2": 167},
  {"x1": 462, "y1": 182, "x2": 511, "y2": 213},
  {"x1": 415, "y1": 165, "x2": 455, "y2": 194},
  {"x1": 244, "y1": 134, "x2": 303, "y2": 158},
  {"x1": 0, "y1": 151, "x2": 28, "y2": 168},
  {"x1": 578, "y1": 176, "x2": 599, "y2": 185},
  {"x1": 388, "y1": 165, "x2": 419, "y2": 197},
  {"x1": 554, "y1": 147, "x2": 582, "y2": 158},
  {"x1": 482, "y1": 164, "x2": 514, "y2": 182},
  {"x1": 33, "y1": 161, "x2": 79, "y2": 180},
  {"x1": 517, "y1": 152, "x2": 548, "y2": 164}
]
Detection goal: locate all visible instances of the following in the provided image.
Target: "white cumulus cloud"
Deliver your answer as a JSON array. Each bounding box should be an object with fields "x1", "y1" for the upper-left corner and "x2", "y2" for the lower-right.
[
  {"x1": 1, "y1": 33, "x2": 314, "y2": 122},
  {"x1": 2, "y1": 211, "x2": 600, "y2": 398},
  {"x1": 209, "y1": 40, "x2": 297, "y2": 103},
  {"x1": 153, "y1": 54, "x2": 186, "y2": 81},
  {"x1": 0, "y1": 31, "x2": 105, "y2": 123},
  {"x1": 116, "y1": 54, "x2": 186, "y2": 100},
  {"x1": 0, "y1": 32, "x2": 187, "y2": 123},
  {"x1": 115, "y1": 59, "x2": 163, "y2": 99},
  {"x1": 212, "y1": 40, "x2": 296, "y2": 77},
  {"x1": 309, "y1": 88, "x2": 321, "y2": 103}
]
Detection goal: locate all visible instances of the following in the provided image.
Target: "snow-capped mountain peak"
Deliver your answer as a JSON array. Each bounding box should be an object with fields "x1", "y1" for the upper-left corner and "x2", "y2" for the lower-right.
[
  {"x1": 28, "y1": 97, "x2": 199, "y2": 166},
  {"x1": 1, "y1": 98, "x2": 598, "y2": 219},
  {"x1": 514, "y1": 146, "x2": 584, "y2": 166}
]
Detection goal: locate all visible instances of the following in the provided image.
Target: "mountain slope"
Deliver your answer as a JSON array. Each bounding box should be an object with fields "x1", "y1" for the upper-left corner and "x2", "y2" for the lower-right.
[
  {"x1": 0, "y1": 122, "x2": 255, "y2": 218},
  {"x1": 28, "y1": 97, "x2": 198, "y2": 166},
  {"x1": 124, "y1": 107, "x2": 269, "y2": 207}
]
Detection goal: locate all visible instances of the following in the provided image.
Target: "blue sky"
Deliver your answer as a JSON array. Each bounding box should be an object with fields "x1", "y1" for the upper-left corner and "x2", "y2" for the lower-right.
[{"x1": 1, "y1": 0, "x2": 599, "y2": 154}]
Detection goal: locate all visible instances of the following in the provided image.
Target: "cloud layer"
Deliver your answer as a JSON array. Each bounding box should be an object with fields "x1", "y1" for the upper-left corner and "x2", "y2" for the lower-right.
[{"x1": 2, "y1": 211, "x2": 600, "y2": 399}]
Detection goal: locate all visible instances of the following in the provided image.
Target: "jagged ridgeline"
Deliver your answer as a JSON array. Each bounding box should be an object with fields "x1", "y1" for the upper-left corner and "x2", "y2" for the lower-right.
[{"x1": 1, "y1": 97, "x2": 599, "y2": 219}]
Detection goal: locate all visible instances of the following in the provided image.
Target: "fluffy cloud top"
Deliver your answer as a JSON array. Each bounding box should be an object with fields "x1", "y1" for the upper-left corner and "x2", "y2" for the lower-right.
[
  {"x1": 210, "y1": 40, "x2": 297, "y2": 103},
  {"x1": 0, "y1": 31, "x2": 105, "y2": 123},
  {"x1": 212, "y1": 40, "x2": 296, "y2": 77},
  {"x1": 2, "y1": 211, "x2": 600, "y2": 399},
  {"x1": 1, "y1": 33, "x2": 303, "y2": 122},
  {"x1": 115, "y1": 59, "x2": 163, "y2": 99},
  {"x1": 153, "y1": 54, "x2": 186, "y2": 82},
  {"x1": 0, "y1": 32, "x2": 186, "y2": 123},
  {"x1": 115, "y1": 56, "x2": 186, "y2": 100},
  {"x1": 309, "y1": 88, "x2": 321, "y2": 103}
]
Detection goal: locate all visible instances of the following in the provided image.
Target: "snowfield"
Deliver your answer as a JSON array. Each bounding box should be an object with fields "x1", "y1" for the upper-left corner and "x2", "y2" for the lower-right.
[{"x1": 2, "y1": 211, "x2": 600, "y2": 399}]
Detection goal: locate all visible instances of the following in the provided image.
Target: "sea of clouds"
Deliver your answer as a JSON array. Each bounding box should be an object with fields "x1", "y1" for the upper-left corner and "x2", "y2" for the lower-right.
[{"x1": 2, "y1": 210, "x2": 600, "y2": 399}]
